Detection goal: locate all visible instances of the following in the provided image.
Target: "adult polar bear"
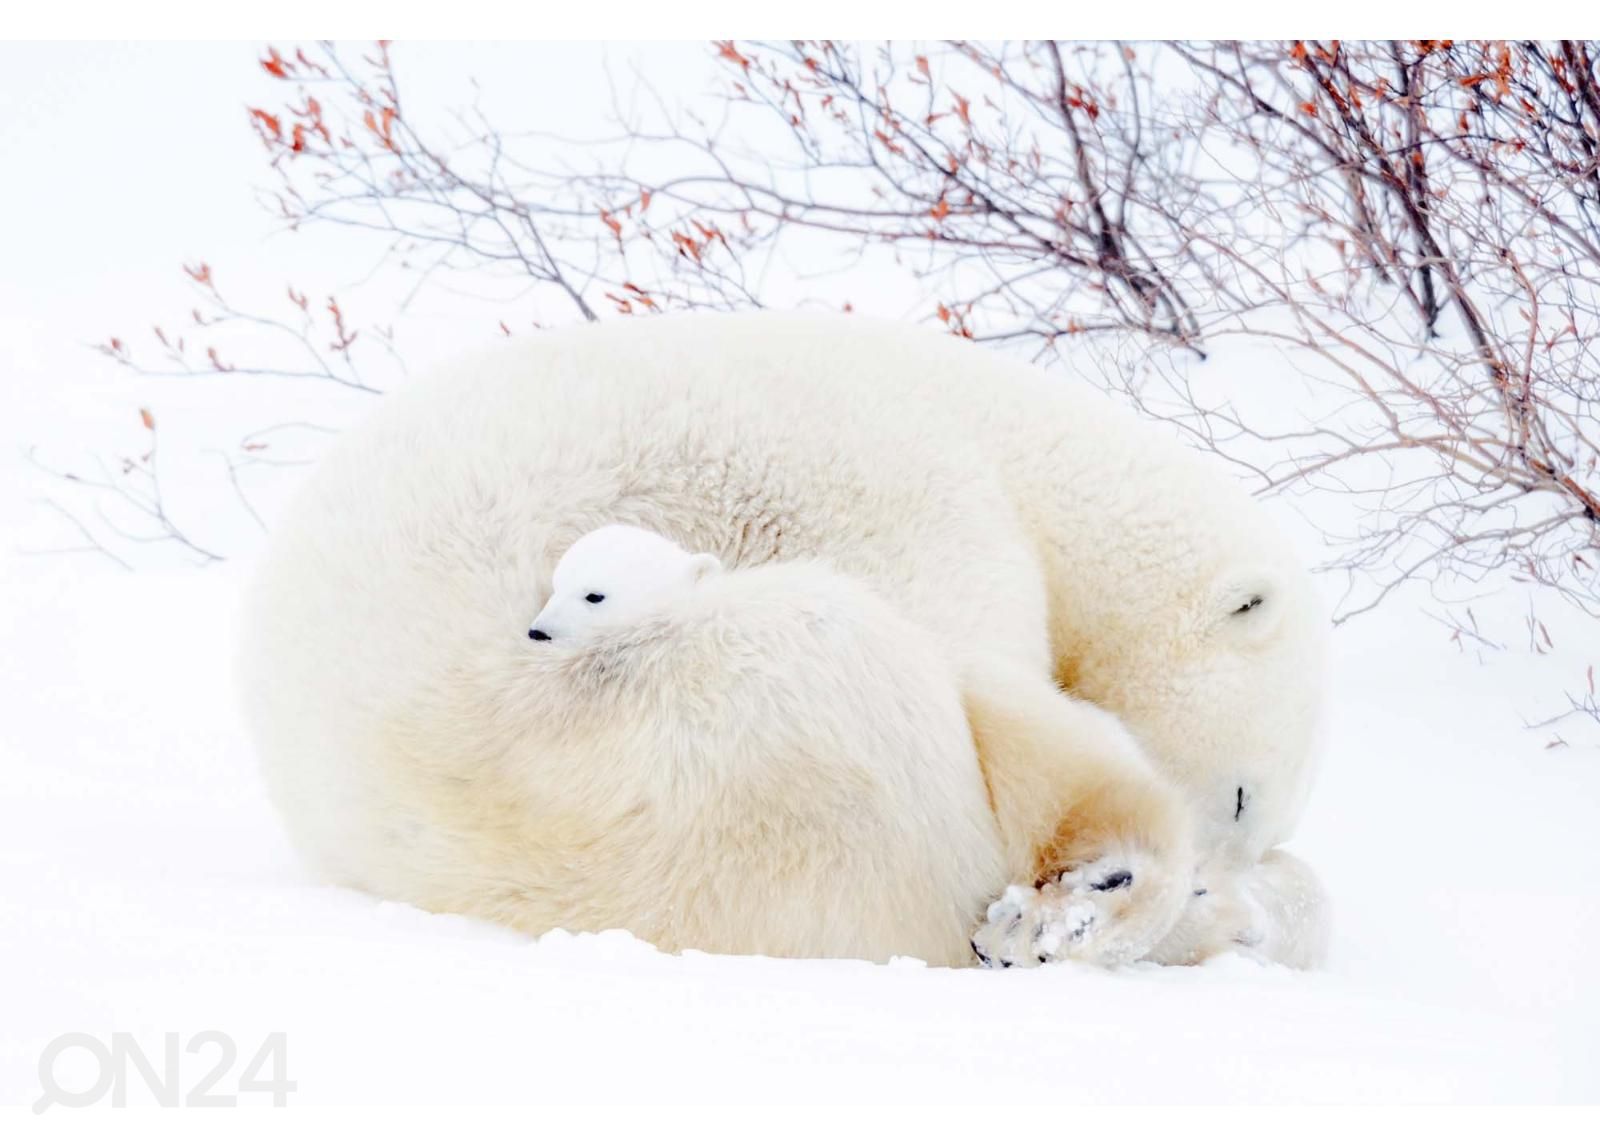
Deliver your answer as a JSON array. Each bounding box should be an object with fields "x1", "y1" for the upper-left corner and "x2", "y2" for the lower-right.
[{"x1": 241, "y1": 312, "x2": 1328, "y2": 969}]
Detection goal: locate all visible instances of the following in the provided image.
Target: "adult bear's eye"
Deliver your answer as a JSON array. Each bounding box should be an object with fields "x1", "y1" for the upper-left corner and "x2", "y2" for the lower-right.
[{"x1": 585, "y1": 593, "x2": 606, "y2": 604}]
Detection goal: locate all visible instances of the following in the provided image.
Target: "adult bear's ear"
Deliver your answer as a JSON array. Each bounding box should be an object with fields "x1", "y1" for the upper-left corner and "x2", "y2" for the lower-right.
[{"x1": 688, "y1": 553, "x2": 722, "y2": 581}]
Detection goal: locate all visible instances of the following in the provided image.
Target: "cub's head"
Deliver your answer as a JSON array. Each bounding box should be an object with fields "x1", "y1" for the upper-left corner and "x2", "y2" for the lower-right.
[{"x1": 528, "y1": 524, "x2": 722, "y2": 644}]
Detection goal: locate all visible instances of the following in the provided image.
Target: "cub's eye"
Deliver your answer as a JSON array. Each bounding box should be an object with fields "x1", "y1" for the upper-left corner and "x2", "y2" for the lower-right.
[
  {"x1": 584, "y1": 593, "x2": 606, "y2": 604},
  {"x1": 1233, "y1": 594, "x2": 1264, "y2": 615}
]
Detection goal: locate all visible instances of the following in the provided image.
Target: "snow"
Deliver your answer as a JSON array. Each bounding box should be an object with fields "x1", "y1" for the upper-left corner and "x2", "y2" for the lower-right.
[
  {"x1": 3, "y1": 41, "x2": 1599, "y2": 1109},
  {"x1": 2, "y1": 553, "x2": 1597, "y2": 1105}
]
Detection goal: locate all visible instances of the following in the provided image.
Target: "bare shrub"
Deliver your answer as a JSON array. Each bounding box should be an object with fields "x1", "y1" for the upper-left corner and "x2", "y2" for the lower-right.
[{"x1": 97, "y1": 40, "x2": 1599, "y2": 643}]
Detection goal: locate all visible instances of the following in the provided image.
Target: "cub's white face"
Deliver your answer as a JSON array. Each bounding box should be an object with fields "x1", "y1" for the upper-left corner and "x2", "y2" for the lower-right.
[{"x1": 529, "y1": 524, "x2": 722, "y2": 644}]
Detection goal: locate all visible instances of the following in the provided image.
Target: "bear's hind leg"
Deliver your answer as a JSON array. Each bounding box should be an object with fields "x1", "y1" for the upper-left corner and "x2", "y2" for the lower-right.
[{"x1": 962, "y1": 656, "x2": 1194, "y2": 969}]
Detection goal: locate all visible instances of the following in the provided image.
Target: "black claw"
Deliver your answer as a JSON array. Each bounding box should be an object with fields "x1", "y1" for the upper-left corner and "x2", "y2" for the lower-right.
[
  {"x1": 999, "y1": 958, "x2": 1014, "y2": 969},
  {"x1": 970, "y1": 938, "x2": 993, "y2": 968},
  {"x1": 1090, "y1": 868, "x2": 1133, "y2": 892}
]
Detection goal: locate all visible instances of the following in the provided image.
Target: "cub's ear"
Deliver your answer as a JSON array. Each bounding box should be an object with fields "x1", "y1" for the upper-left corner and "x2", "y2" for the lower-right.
[{"x1": 688, "y1": 553, "x2": 723, "y2": 581}]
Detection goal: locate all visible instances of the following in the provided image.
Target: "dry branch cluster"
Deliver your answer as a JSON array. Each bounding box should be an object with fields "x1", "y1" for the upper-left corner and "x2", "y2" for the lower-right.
[{"x1": 94, "y1": 40, "x2": 1599, "y2": 644}]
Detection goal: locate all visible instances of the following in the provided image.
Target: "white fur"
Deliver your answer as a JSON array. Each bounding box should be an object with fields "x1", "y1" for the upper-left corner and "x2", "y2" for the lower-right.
[{"x1": 239, "y1": 312, "x2": 1328, "y2": 967}]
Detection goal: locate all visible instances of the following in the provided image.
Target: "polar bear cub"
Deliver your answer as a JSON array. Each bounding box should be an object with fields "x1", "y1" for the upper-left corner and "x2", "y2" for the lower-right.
[{"x1": 528, "y1": 524, "x2": 722, "y2": 644}]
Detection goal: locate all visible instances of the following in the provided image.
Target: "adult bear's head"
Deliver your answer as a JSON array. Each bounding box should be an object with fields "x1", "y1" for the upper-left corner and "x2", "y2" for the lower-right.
[{"x1": 1049, "y1": 492, "x2": 1328, "y2": 870}]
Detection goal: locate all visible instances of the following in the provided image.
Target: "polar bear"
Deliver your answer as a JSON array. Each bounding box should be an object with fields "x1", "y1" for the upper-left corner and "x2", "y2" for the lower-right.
[{"x1": 240, "y1": 312, "x2": 1328, "y2": 968}]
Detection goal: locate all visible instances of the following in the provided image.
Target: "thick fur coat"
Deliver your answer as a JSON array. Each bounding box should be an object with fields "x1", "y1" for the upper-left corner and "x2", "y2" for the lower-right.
[{"x1": 240, "y1": 313, "x2": 1329, "y2": 968}]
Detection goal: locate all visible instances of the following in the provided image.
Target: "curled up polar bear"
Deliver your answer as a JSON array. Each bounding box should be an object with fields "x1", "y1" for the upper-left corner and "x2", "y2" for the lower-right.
[{"x1": 239, "y1": 313, "x2": 1331, "y2": 970}]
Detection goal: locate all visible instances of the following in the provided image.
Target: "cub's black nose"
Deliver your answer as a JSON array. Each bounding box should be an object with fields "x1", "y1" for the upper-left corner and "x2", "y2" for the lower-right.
[{"x1": 528, "y1": 629, "x2": 551, "y2": 642}]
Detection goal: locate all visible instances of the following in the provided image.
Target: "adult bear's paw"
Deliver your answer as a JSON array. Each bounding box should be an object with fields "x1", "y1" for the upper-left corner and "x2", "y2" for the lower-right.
[{"x1": 970, "y1": 850, "x2": 1185, "y2": 969}]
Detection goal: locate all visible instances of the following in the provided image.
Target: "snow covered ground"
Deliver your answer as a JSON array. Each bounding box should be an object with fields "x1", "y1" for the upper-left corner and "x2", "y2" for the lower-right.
[
  {"x1": 2, "y1": 551, "x2": 1597, "y2": 1105},
  {"x1": 3, "y1": 42, "x2": 1599, "y2": 1109}
]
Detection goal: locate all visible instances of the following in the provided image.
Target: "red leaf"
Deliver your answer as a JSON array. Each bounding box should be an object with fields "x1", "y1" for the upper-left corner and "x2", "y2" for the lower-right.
[
  {"x1": 715, "y1": 41, "x2": 751, "y2": 71},
  {"x1": 248, "y1": 108, "x2": 283, "y2": 140},
  {"x1": 669, "y1": 230, "x2": 703, "y2": 263},
  {"x1": 260, "y1": 47, "x2": 291, "y2": 79}
]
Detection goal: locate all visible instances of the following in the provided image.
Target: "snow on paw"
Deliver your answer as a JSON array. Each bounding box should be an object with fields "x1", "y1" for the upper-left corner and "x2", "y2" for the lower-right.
[
  {"x1": 970, "y1": 883, "x2": 1097, "y2": 968},
  {"x1": 971, "y1": 851, "x2": 1183, "y2": 969}
]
